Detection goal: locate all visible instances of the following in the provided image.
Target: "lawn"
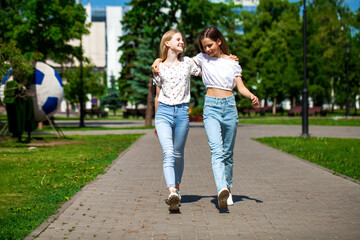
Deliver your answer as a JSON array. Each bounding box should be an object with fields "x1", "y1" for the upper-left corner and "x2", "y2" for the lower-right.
[
  {"x1": 39, "y1": 125, "x2": 154, "y2": 131},
  {"x1": 254, "y1": 137, "x2": 360, "y2": 181},
  {"x1": 238, "y1": 116, "x2": 360, "y2": 126},
  {"x1": 0, "y1": 134, "x2": 142, "y2": 240}
]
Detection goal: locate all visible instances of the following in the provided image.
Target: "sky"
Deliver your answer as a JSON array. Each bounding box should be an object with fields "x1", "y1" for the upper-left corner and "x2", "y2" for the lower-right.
[{"x1": 81, "y1": 0, "x2": 359, "y2": 12}]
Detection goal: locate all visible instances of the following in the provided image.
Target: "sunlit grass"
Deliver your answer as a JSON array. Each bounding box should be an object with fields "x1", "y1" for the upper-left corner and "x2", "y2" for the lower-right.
[
  {"x1": 254, "y1": 137, "x2": 360, "y2": 181},
  {"x1": 0, "y1": 134, "x2": 142, "y2": 239}
]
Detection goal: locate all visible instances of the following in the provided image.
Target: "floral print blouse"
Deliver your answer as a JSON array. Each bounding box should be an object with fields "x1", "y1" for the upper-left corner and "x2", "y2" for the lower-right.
[{"x1": 153, "y1": 56, "x2": 201, "y2": 105}]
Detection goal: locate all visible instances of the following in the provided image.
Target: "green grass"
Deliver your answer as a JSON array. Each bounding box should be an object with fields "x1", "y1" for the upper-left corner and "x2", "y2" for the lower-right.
[
  {"x1": 254, "y1": 137, "x2": 360, "y2": 181},
  {"x1": 39, "y1": 125, "x2": 154, "y2": 131},
  {"x1": 238, "y1": 116, "x2": 360, "y2": 126},
  {"x1": 0, "y1": 134, "x2": 142, "y2": 240}
]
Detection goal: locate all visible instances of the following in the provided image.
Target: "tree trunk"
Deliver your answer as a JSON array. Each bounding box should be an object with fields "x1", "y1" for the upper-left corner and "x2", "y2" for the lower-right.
[
  {"x1": 145, "y1": 77, "x2": 154, "y2": 126},
  {"x1": 272, "y1": 97, "x2": 277, "y2": 115},
  {"x1": 354, "y1": 94, "x2": 357, "y2": 115},
  {"x1": 292, "y1": 96, "x2": 296, "y2": 109},
  {"x1": 330, "y1": 77, "x2": 335, "y2": 113}
]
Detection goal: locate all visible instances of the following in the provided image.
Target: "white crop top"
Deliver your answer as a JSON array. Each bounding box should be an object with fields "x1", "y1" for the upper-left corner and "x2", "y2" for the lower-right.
[
  {"x1": 153, "y1": 56, "x2": 201, "y2": 105},
  {"x1": 193, "y1": 52, "x2": 242, "y2": 91}
]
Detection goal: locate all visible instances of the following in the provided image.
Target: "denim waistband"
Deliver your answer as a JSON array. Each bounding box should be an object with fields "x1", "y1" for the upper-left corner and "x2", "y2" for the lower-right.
[
  {"x1": 205, "y1": 94, "x2": 235, "y2": 103},
  {"x1": 159, "y1": 102, "x2": 188, "y2": 108}
]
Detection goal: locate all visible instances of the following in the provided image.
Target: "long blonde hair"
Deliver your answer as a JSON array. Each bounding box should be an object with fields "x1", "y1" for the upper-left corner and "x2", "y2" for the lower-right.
[{"x1": 159, "y1": 30, "x2": 186, "y2": 61}]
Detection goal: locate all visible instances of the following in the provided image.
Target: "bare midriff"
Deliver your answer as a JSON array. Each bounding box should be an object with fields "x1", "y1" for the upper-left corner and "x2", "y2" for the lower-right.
[{"x1": 206, "y1": 87, "x2": 233, "y2": 98}]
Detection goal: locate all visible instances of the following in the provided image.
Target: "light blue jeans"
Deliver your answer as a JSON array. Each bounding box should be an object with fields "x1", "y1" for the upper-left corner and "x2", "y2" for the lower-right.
[
  {"x1": 155, "y1": 102, "x2": 189, "y2": 189},
  {"x1": 203, "y1": 95, "x2": 238, "y2": 193}
]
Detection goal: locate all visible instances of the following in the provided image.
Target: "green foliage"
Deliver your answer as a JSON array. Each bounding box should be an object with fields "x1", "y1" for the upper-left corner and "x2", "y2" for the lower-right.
[
  {"x1": 62, "y1": 65, "x2": 105, "y2": 105},
  {"x1": 0, "y1": 134, "x2": 142, "y2": 239},
  {"x1": 131, "y1": 39, "x2": 154, "y2": 106},
  {"x1": 239, "y1": 0, "x2": 302, "y2": 110},
  {"x1": 237, "y1": 0, "x2": 359, "y2": 112},
  {"x1": 0, "y1": 41, "x2": 40, "y2": 138},
  {"x1": 254, "y1": 136, "x2": 360, "y2": 181},
  {"x1": 0, "y1": 41, "x2": 40, "y2": 87},
  {"x1": 101, "y1": 75, "x2": 124, "y2": 114},
  {"x1": 118, "y1": 0, "x2": 175, "y2": 106},
  {"x1": 305, "y1": 0, "x2": 360, "y2": 109},
  {"x1": 189, "y1": 106, "x2": 203, "y2": 118},
  {"x1": 3, "y1": 81, "x2": 22, "y2": 104},
  {"x1": 0, "y1": 0, "x2": 89, "y2": 63}
]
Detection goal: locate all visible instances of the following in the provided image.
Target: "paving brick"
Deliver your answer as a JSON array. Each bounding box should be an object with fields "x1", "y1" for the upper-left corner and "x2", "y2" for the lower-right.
[{"x1": 25, "y1": 124, "x2": 360, "y2": 240}]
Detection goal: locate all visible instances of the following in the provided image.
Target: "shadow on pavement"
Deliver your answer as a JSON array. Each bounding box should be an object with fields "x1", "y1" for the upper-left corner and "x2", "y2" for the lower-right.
[
  {"x1": 181, "y1": 194, "x2": 263, "y2": 204},
  {"x1": 233, "y1": 195, "x2": 263, "y2": 203}
]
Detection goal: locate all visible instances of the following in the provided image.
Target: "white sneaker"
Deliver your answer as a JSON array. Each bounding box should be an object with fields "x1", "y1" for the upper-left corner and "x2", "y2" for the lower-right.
[
  {"x1": 227, "y1": 193, "x2": 234, "y2": 206},
  {"x1": 167, "y1": 190, "x2": 180, "y2": 211},
  {"x1": 176, "y1": 190, "x2": 181, "y2": 201},
  {"x1": 218, "y1": 188, "x2": 229, "y2": 209}
]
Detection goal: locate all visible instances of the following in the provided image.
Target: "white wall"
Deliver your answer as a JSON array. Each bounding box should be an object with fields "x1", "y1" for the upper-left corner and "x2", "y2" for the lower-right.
[
  {"x1": 83, "y1": 22, "x2": 106, "y2": 67},
  {"x1": 106, "y1": 6, "x2": 123, "y2": 87}
]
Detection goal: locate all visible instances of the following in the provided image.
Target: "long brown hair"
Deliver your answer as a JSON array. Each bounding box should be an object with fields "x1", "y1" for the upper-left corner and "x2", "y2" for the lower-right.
[
  {"x1": 159, "y1": 30, "x2": 187, "y2": 62},
  {"x1": 198, "y1": 27, "x2": 230, "y2": 55}
]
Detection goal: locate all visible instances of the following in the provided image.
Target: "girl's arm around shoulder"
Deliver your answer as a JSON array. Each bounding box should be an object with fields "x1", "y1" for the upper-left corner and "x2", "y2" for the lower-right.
[
  {"x1": 185, "y1": 56, "x2": 201, "y2": 77},
  {"x1": 152, "y1": 58, "x2": 162, "y2": 75}
]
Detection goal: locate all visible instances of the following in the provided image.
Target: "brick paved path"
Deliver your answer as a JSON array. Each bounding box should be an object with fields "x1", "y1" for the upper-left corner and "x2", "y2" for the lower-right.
[{"x1": 27, "y1": 124, "x2": 360, "y2": 239}]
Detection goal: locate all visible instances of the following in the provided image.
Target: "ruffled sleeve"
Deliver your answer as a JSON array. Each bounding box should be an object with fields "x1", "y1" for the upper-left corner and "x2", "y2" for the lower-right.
[
  {"x1": 192, "y1": 52, "x2": 205, "y2": 67},
  {"x1": 185, "y1": 57, "x2": 201, "y2": 76},
  {"x1": 234, "y1": 63, "x2": 242, "y2": 77}
]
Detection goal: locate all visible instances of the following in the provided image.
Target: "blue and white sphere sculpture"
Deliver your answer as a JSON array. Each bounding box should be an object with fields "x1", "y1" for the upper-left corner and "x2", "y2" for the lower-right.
[
  {"x1": 0, "y1": 62, "x2": 64, "y2": 122},
  {"x1": 0, "y1": 68, "x2": 14, "y2": 102},
  {"x1": 30, "y1": 62, "x2": 64, "y2": 122}
]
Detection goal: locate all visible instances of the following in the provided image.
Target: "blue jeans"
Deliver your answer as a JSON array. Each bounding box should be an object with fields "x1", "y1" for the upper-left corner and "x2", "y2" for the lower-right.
[
  {"x1": 155, "y1": 102, "x2": 189, "y2": 189},
  {"x1": 203, "y1": 95, "x2": 238, "y2": 193}
]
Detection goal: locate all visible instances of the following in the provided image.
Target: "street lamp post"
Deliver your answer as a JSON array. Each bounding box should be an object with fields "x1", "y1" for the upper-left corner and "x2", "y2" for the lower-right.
[
  {"x1": 301, "y1": 0, "x2": 310, "y2": 138},
  {"x1": 346, "y1": 43, "x2": 350, "y2": 118},
  {"x1": 79, "y1": 40, "x2": 85, "y2": 127}
]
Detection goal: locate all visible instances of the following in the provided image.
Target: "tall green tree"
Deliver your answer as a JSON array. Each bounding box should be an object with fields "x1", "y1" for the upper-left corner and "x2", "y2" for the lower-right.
[
  {"x1": 101, "y1": 75, "x2": 123, "y2": 115},
  {"x1": 307, "y1": 0, "x2": 354, "y2": 107},
  {"x1": 63, "y1": 65, "x2": 105, "y2": 107},
  {"x1": 118, "y1": 0, "x2": 178, "y2": 107},
  {"x1": 132, "y1": 39, "x2": 154, "y2": 107},
  {"x1": 0, "y1": 0, "x2": 88, "y2": 63},
  {"x1": 350, "y1": 9, "x2": 360, "y2": 114},
  {"x1": 239, "y1": 0, "x2": 302, "y2": 113}
]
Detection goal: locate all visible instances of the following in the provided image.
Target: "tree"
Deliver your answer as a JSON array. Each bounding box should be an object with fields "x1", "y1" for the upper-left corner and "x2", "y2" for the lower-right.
[
  {"x1": 0, "y1": 0, "x2": 89, "y2": 63},
  {"x1": 307, "y1": 0, "x2": 354, "y2": 107},
  {"x1": 101, "y1": 75, "x2": 124, "y2": 115},
  {"x1": 239, "y1": 0, "x2": 302, "y2": 113},
  {"x1": 62, "y1": 65, "x2": 105, "y2": 107},
  {"x1": 349, "y1": 8, "x2": 360, "y2": 115},
  {"x1": 118, "y1": 0, "x2": 178, "y2": 107}
]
